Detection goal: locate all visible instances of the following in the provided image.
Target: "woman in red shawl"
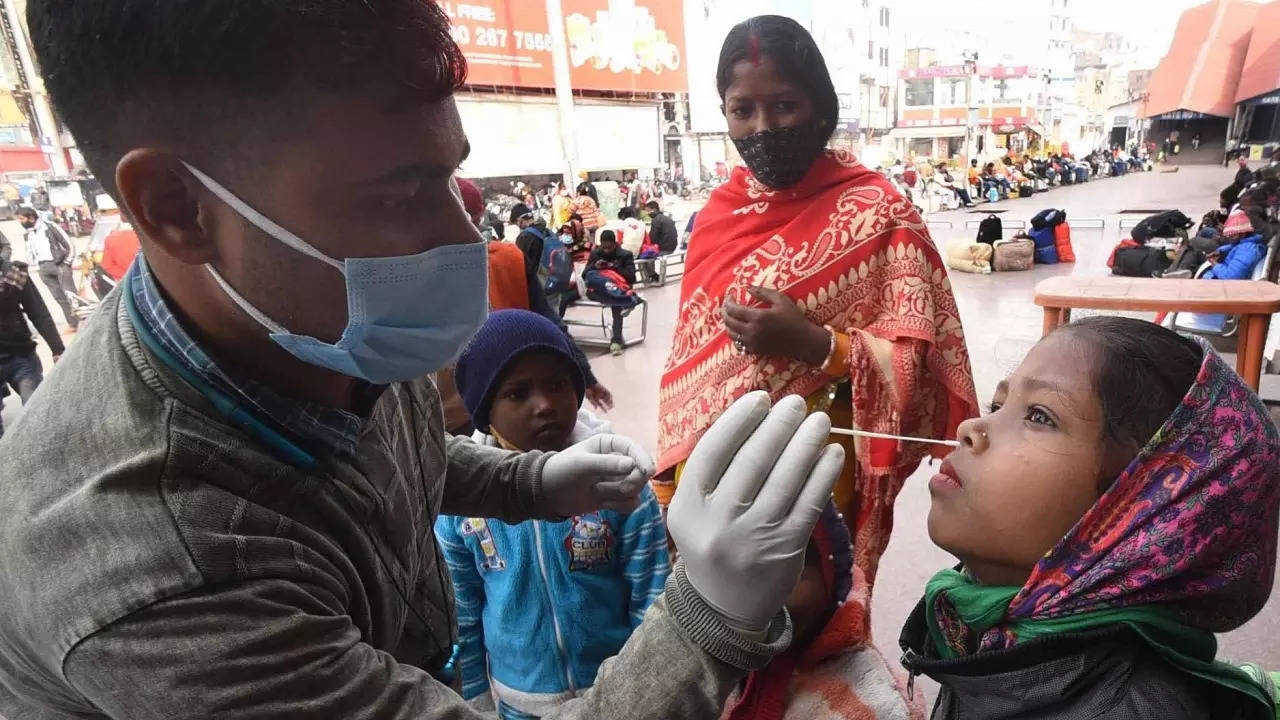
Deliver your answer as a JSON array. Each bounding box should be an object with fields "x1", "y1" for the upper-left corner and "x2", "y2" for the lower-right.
[{"x1": 654, "y1": 15, "x2": 979, "y2": 689}]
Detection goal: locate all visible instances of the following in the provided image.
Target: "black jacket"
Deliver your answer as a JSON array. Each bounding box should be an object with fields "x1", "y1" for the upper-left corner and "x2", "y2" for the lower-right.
[
  {"x1": 649, "y1": 211, "x2": 679, "y2": 253},
  {"x1": 899, "y1": 598, "x2": 1263, "y2": 720},
  {"x1": 0, "y1": 262, "x2": 63, "y2": 356},
  {"x1": 514, "y1": 226, "x2": 546, "y2": 279},
  {"x1": 585, "y1": 247, "x2": 637, "y2": 286}
]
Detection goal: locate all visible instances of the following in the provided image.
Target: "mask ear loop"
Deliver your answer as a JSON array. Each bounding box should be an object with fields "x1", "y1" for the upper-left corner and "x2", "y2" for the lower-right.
[
  {"x1": 181, "y1": 161, "x2": 346, "y2": 274},
  {"x1": 204, "y1": 264, "x2": 290, "y2": 335}
]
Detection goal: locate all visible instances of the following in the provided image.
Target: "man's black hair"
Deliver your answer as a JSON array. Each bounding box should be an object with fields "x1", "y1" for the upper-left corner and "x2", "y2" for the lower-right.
[
  {"x1": 618, "y1": 207, "x2": 636, "y2": 220},
  {"x1": 715, "y1": 15, "x2": 838, "y2": 146},
  {"x1": 645, "y1": 200, "x2": 661, "y2": 211},
  {"x1": 599, "y1": 230, "x2": 617, "y2": 244},
  {"x1": 28, "y1": 0, "x2": 467, "y2": 193},
  {"x1": 15, "y1": 207, "x2": 36, "y2": 219}
]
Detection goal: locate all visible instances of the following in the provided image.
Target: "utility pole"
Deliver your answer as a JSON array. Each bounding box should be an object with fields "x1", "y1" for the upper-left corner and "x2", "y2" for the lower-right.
[
  {"x1": 545, "y1": 0, "x2": 579, "y2": 189},
  {"x1": 0, "y1": 0, "x2": 67, "y2": 176}
]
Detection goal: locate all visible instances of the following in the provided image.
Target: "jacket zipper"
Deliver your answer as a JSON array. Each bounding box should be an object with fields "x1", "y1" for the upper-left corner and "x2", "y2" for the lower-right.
[{"x1": 532, "y1": 521, "x2": 579, "y2": 695}]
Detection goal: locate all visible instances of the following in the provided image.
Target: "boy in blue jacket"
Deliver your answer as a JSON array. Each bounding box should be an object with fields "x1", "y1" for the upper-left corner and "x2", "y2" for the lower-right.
[{"x1": 436, "y1": 310, "x2": 669, "y2": 719}]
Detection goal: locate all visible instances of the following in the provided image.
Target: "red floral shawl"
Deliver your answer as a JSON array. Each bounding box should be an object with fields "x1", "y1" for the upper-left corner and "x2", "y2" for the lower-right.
[{"x1": 657, "y1": 150, "x2": 978, "y2": 479}]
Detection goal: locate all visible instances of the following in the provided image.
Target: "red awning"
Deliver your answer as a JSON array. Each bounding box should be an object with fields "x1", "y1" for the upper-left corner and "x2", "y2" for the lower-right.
[
  {"x1": 1145, "y1": 0, "x2": 1261, "y2": 119},
  {"x1": 1236, "y1": 1, "x2": 1280, "y2": 103}
]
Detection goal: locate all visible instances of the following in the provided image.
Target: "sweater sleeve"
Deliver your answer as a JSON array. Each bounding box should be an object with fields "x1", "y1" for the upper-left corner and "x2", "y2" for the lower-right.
[
  {"x1": 442, "y1": 435, "x2": 556, "y2": 523},
  {"x1": 22, "y1": 277, "x2": 64, "y2": 355},
  {"x1": 616, "y1": 487, "x2": 670, "y2": 629},
  {"x1": 434, "y1": 516, "x2": 490, "y2": 701},
  {"x1": 63, "y1": 568, "x2": 787, "y2": 720}
]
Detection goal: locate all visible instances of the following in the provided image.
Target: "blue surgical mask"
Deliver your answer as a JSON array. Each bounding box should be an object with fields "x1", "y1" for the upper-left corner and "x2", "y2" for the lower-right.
[{"x1": 183, "y1": 163, "x2": 488, "y2": 384}]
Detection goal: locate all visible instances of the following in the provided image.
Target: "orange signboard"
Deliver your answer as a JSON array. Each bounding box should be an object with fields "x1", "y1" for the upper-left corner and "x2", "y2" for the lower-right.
[{"x1": 440, "y1": 0, "x2": 686, "y2": 93}]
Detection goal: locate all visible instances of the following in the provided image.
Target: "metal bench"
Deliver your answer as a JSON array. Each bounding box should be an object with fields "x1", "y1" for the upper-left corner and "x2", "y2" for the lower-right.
[
  {"x1": 657, "y1": 251, "x2": 687, "y2": 286},
  {"x1": 562, "y1": 299, "x2": 648, "y2": 349}
]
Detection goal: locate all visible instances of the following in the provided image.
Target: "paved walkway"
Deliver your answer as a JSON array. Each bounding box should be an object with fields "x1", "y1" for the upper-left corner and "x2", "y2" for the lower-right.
[{"x1": 582, "y1": 162, "x2": 1280, "y2": 702}]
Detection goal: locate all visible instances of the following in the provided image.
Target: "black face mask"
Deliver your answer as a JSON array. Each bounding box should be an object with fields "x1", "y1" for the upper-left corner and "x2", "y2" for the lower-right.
[{"x1": 732, "y1": 123, "x2": 827, "y2": 189}]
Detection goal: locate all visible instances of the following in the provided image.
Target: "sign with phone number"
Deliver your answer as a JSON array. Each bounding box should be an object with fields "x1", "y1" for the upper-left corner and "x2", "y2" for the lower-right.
[{"x1": 439, "y1": 0, "x2": 687, "y2": 93}]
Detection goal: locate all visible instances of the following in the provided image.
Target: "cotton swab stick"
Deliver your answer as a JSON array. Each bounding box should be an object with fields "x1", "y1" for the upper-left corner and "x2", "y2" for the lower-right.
[{"x1": 829, "y1": 427, "x2": 961, "y2": 447}]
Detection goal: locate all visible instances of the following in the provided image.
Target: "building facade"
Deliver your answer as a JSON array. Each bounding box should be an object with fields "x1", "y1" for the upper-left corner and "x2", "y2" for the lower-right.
[{"x1": 892, "y1": 62, "x2": 1049, "y2": 163}]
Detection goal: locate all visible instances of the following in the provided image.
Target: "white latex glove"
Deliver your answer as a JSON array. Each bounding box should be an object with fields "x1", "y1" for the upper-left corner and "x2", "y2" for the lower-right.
[
  {"x1": 542, "y1": 434, "x2": 655, "y2": 516},
  {"x1": 668, "y1": 391, "x2": 844, "y2": 632}
]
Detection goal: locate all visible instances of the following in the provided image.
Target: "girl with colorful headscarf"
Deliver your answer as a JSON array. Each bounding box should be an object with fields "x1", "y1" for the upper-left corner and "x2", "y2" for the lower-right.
[
  {"x1": 901, "y1": 316, "x2": 1280, "y2": 718},
  {"x1": 653, "y1": 18, "x2": 978, "y2": 699}
]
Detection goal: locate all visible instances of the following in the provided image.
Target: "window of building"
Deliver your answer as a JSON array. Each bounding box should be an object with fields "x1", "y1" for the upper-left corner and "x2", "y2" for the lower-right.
[
  {"x1": 910, "y1": 138, "x2": 932, "y2": 157},
  {"x1": 880, "y1": 85, "x2": 890, "y2": 108},
  {"x1": 868, "y1": 40, "x2": 874, "y2": 60},
  {"x1": 880, "y1": 47, "x2": 889, "y2": 68},
  {"x1": 862, "y1": 0, "x2": 869, "y2": 7},
  {"x1": 879, "y1": 7, "x2": 890, "y2": 27},
  {"x1": 904, "y1": 78, "x2": 934, "y2": 106},
  {"x1": 947, "y1": 79, "x2": 964, "y2": 105}
]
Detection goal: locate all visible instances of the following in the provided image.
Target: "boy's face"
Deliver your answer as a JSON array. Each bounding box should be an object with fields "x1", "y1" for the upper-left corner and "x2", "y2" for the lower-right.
[
  {"x1": 927, "y1": 333, "x2": 1130, "y2": 587},
  {"x1": 488, "y1": 351, "x2": 580, "y2": 453}
]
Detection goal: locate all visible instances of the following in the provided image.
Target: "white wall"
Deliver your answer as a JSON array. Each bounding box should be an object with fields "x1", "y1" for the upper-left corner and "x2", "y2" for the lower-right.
[{"x1": 455, "y1": 96, "x2": 661, "y2": 178}]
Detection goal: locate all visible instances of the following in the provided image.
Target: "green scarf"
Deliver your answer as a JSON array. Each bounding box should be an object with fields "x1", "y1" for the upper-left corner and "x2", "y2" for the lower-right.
[{"x1": 924, "y1": 568, "x2": 1276, "y2": 717}]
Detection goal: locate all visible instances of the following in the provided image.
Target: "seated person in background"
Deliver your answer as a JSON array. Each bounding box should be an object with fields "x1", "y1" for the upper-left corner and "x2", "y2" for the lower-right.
[
  {"x1": 721, "y1": 504, "x2": 923, "y2": 720},
  {"x1": 562, "y1": 214, "x2": 592, "y2": 262},
  {"x1": 584, "y1": 230, "x2": 638, "y2": 357},
  {"x1": 644, "y1": 201, "x2": 679, "y2": 255},
  {"x1": 901, "y1": 317, "x2": 1280, "y2": 718},
  {"x1": 981, "y1": 164, "x2": 1009, "y2": 199},
  {"x1": 437, "y1": 310, "x2": 668, "y2": 719},
  {"x1": 614, "y1": 207, "x2": 647, "y2": 258},
  {"x1": 967, "y1": 159, "x2": 982, "y2": 193},
  {"x1": 1205, "y1": 231, "x2": 1267, "y2": 280},
  {"x1": 936, "y1": 164, "x2": 974, "y2": 208},
  {"x1": 1223, "y1": 188, "x2": 1271, "y2": 241}
]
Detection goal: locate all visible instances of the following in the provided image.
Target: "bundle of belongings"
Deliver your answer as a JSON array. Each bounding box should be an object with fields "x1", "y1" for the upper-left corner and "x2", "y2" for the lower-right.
[
  {"x1": 945, "y1": 241, "x2": 993, "y2": 274},
  {"x1": 992, "y1": 236, "x2": 1034, "y2": 272},
  {"x1": 1108, "y1": 210, "x2": 1194, "y2": 277},
  {"x1": 1028, "y1": 208, "x2": 1075, "y2": 264}
]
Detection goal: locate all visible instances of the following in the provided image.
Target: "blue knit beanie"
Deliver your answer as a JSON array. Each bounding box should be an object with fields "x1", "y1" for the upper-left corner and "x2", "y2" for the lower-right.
[{"x1": 454, "y1": 309, "x2": 586, "y2": 432}]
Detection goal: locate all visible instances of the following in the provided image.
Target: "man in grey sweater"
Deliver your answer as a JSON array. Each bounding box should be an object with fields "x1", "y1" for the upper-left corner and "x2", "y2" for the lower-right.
[{"x1": 0, "y1": 3, "x2": 845, "y2": 719}]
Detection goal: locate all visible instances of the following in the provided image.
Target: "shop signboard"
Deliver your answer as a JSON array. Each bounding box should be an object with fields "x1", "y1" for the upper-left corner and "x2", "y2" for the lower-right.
[{"x1": 440, "y1": 0, "x2": 687, "y2": 93}]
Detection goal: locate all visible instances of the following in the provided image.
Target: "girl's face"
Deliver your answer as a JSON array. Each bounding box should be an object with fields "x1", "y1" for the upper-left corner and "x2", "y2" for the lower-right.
[
  {"x1": 927, "y1": 332, "x2": 1133, "y2": 587},
  {"x1": 722, "y1": 56, "x2": 815, "y2": 140}
]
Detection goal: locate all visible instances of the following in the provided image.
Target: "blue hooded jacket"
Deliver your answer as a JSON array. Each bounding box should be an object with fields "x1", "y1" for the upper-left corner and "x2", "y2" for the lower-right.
[
  {"x1": 1205, "y1": 233, "x2": 1267, "y2": 280},
  {"x1": 435, "y1": 411, "x2": 669, "y2": 718}
]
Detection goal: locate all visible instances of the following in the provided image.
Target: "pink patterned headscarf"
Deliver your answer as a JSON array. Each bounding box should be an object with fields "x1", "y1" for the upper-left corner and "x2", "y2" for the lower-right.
[{"x1": 1007, "y1": 346, "x2": 1280, "y2": 632}]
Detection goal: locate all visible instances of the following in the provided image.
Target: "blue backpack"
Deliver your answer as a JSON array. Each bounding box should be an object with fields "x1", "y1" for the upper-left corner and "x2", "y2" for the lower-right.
[{"x1": 537, "y1": 228, "x2": 574, "y2": 294}]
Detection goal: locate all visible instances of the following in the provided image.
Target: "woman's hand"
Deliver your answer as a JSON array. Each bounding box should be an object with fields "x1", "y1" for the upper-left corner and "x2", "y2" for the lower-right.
[{"x1": 722, "y1": 287, "x2": 831, "y2": 365}]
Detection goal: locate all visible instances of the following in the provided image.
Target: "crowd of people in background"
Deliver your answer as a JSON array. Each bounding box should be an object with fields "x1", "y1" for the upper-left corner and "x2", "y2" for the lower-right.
[
  {"x1": 879, "y1": 143, "x2": 1153, "y2": 213},
  {"x1": 462, "y1": 175, "x2": 688, "y2": 360},
  {"x1": 1110, "y1": 154, "x2": 1280, "y2": 287}
]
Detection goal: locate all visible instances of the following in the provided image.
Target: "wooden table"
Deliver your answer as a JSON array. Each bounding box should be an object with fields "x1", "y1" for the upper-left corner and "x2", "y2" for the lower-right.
[{"x1": 1034, "y1": 276, "x2": 1280, "y2": 390}]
